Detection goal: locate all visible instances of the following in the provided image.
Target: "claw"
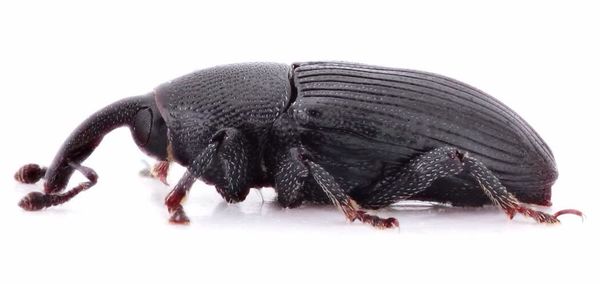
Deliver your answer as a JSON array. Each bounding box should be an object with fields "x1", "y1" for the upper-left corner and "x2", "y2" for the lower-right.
[
  {"x1": 553, "y1": 209, "x2": 584, "y2": 221},
  {"x1": 385, "y1": 217, "x2": 400, "y2": 228},
  {"x1": 355, "y1": 210, "x2": 399, "y2": 229},
  {"x1": 168, "y1": 206, "x2": 190, "y2": 225}
]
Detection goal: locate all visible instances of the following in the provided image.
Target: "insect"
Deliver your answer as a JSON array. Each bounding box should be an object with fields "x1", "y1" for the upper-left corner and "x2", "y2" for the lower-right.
[{"x1": 14, "y1": 62, "x2": 582, "y2": 228}]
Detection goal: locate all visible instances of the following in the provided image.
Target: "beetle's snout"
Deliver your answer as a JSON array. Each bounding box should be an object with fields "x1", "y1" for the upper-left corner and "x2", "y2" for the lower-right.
[{"x1": 37, "y1": 94, "x2": 157, "y2": 194}]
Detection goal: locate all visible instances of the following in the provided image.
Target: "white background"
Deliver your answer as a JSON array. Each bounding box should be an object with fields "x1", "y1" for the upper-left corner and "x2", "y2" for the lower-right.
[{"x1": 1, "y1": 1, "x2": 598, "y2": 283}]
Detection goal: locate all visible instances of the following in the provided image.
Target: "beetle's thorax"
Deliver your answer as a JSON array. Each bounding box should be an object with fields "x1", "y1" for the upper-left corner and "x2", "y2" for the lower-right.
[{"x1": 153, "y1": 63, "x2": 293, "y2": 171}]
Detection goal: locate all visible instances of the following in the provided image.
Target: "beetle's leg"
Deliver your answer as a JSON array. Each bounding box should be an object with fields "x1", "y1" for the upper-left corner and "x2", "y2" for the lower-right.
[
  {"x1": 164, "y1": 171, "x2": 196, "y2": 224},
  {"x1": 361, "y1": 146, "x2": 582, "y2": 223},
  {"x1": 461, "y1": 153, "x2": 582, "y2": 223},
  {"x1": 18, "y1": 162, "x2": 98, "y2": 211},
  {"x1": 307, "y1": 160, "x2": 399, "y2": 229},
  {"x1": 153, "y1": 161, "x2": 170, "y2": 185},
  {"x1": 165, "y1": 128, "x2": 252, "y2": 224},
  {"x1": 209, "y1": 128, "x2": 251, "y2": 203},
  {"x1": 272, "y1": 148, "x2": 310, "y2": 208},
  {"x1": 164, "y1": 138, "x2": 218, "y2": 224},
  {"x1": 359, "y1": 146, "x2": 465, "y2": 209},
  {"x1": 287, "y1": 149, "x2": 398, "y2": 229},
  {"x1": 140, "y1": 160, "x2": 170, "y2": 185}
]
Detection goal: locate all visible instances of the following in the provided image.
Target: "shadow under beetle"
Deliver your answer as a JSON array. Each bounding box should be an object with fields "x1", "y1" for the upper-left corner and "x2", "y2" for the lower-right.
[{"x1": 15, "y1": 62, "x2": 582, "y2": 228}]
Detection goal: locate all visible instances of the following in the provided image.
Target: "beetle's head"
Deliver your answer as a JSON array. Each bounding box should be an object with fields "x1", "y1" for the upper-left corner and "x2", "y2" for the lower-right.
[{"x1": 130, "y1": 102, "x2": 169, "y2": 160}]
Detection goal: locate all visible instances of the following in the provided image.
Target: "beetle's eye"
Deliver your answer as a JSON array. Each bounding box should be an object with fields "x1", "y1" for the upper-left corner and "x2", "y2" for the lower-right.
[
  {"x1": 132, "y1": 108, "x2": 153, "y2": 146},
  {"x1": 130, "y1": 106, "x2": 168, "y2": 160}
]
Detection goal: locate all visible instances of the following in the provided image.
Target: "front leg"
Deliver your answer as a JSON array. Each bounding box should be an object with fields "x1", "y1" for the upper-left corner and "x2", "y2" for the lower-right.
[
  {"x1": 165, "y1": 128, "x2": 252, "y2": 223},
  {"x1": 140, "y1": 160, "x2": 171, "y2": 185},
  {"x1": 206, "y1": 128, "x2": 251, "y2": 203}
]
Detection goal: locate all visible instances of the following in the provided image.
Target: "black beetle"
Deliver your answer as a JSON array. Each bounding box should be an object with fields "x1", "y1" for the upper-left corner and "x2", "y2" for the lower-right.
[{"x1": 15, "y1": 62, "x2": 581, "y2": 228}]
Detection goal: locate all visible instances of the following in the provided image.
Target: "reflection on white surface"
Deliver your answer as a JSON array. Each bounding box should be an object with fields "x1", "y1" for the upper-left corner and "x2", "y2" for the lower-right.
[{"x1": 1, "y1": 166, "x2": 594, "y2": 284}]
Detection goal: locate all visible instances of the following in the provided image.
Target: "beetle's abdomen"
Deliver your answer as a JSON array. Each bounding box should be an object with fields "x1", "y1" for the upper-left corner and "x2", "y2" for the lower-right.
[
  {"x1": 290, "y1": 62, "x2": 556, "y2": 205},
  {"x1": 154, "y1": 63, "x2": 292, "y2": 166}
]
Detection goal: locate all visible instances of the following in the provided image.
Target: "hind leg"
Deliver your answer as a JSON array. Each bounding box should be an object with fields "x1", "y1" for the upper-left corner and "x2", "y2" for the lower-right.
[
  {"x1": 360, "y1": 146, "x2": 581, "y2": 223},
  {"x1": 359, "y1": 147, "x2": 464, "y2": 209},
  {"x1": 461, "y1": 154, "x2": 581, "y2": 223}
]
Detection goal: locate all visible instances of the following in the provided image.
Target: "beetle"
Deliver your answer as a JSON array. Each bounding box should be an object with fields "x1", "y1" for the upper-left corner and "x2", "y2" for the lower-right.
[{"x1": 14, "y1": 61, "x2": 582, "y2": 228}]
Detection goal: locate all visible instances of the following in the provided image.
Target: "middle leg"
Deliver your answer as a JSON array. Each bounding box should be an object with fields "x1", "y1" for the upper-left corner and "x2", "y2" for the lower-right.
[{"x1": 273, "y1": 147, "x2": 399, "y2": 229}]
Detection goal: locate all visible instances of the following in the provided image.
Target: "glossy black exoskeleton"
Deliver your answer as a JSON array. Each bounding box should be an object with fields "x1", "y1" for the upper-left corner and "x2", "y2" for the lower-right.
[{"x1": 15, "y1": 62, "x2": 581, "y2": 228}]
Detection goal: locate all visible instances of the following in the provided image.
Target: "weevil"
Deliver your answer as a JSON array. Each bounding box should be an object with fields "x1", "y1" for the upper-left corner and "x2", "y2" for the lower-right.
[{"x1": 14, "y1": 62, "x2": 582, "y2": 228}]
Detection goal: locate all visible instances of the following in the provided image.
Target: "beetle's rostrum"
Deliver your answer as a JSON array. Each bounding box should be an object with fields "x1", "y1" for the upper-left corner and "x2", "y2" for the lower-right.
[{"x1": 14, "y1": 62, "x2": 582, "y2": 228}]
